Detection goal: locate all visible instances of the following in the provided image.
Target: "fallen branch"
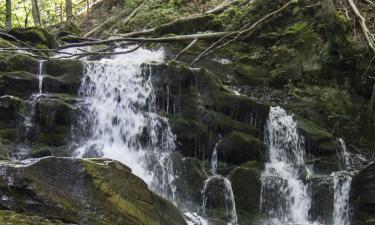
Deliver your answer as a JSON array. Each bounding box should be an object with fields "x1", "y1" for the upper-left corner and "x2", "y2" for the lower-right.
[
  {"x1": 56, "y1": 44, "x2": 143, "y2": 59},
  {"x1": 0, "y1": 31, "x2": 34, "y2": 49},
  {"x1": 0, "y1": 49, "x2": 48, "y2": 59},
  {"x1": 205, "y1": 0, "x2": 243, "y2": 14},
  {"x1": 347, "y1": 0, "x2": 375, "y2": 54},
  {"x1": 59, "y1": 32, "x2": 231, "y2": 49},
  {"x1": 83, "y1": 2, "x2": 144, "y2": 38},
  {"x1": 190, "y1": 0, "x2": 298, "y2": 66},
  {"x1": 174, "y1": 38, "x2": 199, "y2": 60}
]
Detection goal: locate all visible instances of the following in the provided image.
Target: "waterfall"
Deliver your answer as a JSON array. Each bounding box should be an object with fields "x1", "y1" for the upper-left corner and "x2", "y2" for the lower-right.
[
  {"x1": 332, "y1": 172, "x2": 352, "y2": 225},
  {"x1": 201, "y1": 139, "x2": 238, "y2": 225},
  {"x1": 260, "y1": 106, "x2": 313, "y2": 225},
  {"x1": 16, "y1": 60, "x2": 45, "y2": 153},
  {"x1": 73, "y1": 47, "x2": 177, "y2": 202},
  {"x1": 332, "y1": 139, "x2": 353, "y2": 225}
]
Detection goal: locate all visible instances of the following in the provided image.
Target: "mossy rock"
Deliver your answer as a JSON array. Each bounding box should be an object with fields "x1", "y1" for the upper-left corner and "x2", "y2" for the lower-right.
[
  {"x1": 0, "y1": 71, "x2": 38, "y2": 98},
  {"x1": 297, "y1": 117, "x2": 338, "y2": 156},
  {"x1": 218, "y1": 131, "x2": 265, "y2": 164},
  {"x1": 42, "y1": 74, "x2": 82, "y2": 95},
  {"x1": 229, "y1": 164, "x2": 262, "y2": 224},
  {"x1": 5, "y1": 54, "x2": 39, "y2": 74},
  {"x1": 7, "y1": 27, "x2": 57, "y2": 49},
  {"x1": 0, "y1": 157, "x2": 187, "y2": 225},
  {"x1": 45, "y1": 59, "x2": 83, "y2": 77},
  {"x1": 35, "y1": 126, "x2": 70, "y2": 147},
  {"x1": 0, "y1": 210, "x2": 68, "y2": 225},
  {"x1": 0, "y1": 95, "x2": 23, "y2": 121}
]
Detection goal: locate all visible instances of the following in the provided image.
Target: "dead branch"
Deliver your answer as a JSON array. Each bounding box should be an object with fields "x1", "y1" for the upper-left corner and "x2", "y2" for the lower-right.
[
  {"x1": 205, "y1": 0, "x2": 243, "y2": 14},
  {"x1": 56, "y1": 44, "x2": 143, "y2": 59},
  {"x1": 190, "y1": 0, "x2": 298, "y2": 67},
  {"x1": 174, "y1": 38, "x2": 199, "y2": 60},
  {"x1": 0, "y1": 49, "x2": 48, "y2": 59},
  {"x1": 59, "y1": 32, "x2": 231, "y2": 49},
  {"x1": 347, "y1": 0, "x2": 375, "y2": 54},
  {"x1": 0, "y1": 31, "x2": 34, "y2": 49},
  {"x1": 83, "y1": 2, "x2": 144, "y2": 38}
]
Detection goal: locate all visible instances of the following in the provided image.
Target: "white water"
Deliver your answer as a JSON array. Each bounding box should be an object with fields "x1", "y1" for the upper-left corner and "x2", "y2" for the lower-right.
[
  {"x1": 17, "y1": 60, "x2": 45, "y2": 149},
  {"x1": 260, "y1": 106, "x2": 314, "y2": 225},
  {"x1": 332, "y1": 172, "x2": 352, "y2": 225},
  {"x1": 201, "y1": 139, "x2": 238, "y2": 225},
  {"x1": 74, "y1": 47, "x2": 177, "y2": 202},
  {"x1": 332, "y1": 139, "x2": 353, "y2": 225}
]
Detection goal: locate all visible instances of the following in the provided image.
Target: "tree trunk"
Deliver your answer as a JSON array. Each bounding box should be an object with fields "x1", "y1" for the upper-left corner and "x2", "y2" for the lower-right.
[
  {"x1": 31, "y1": 0, "x2": 42, "y2": 26},
  {"x1": 5, "y1": 0, "x2": 12, "y2": 30},
  {"x1": 86, "y1": 0, "x2": 90, "y2": 14},
  {"x1": 66, "y1": 0, "x2": 73, "y2": 21}
]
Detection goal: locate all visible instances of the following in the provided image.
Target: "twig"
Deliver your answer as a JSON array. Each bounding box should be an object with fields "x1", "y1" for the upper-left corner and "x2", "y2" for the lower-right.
[{"x1": 174, "y1": 38, "x2": 199, "y2": 60}]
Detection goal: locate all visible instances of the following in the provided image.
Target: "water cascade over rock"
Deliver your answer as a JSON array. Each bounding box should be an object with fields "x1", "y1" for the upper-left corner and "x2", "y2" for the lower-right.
[
  {"x1": 201, "y1": 139, "x2": 238, "y2": 225},
  {"x1": 73, "y1": 48, "x2": 177, "y2": 202}
]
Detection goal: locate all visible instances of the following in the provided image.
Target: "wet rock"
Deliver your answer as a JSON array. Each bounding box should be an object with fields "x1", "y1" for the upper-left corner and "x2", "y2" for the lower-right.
[
  {"x1": 0, "y1": 71, "x2": 38, "y2": 98},
  {"x1": 297, "y1": 117, "x2": 339, "y2": 156},
  {"x1": 0, "y1": 96, "x2": 23, "y2": 122},
  {"x1": 0, "y1": 157, "x2": 187, "y2": 225},
  {"x1": 218, "y1": 131, "x2": 265, "y2": 164},
  {"x1": 351, "y1": 162, "x2": 375, "y2": 225},
  {"x1": 229, "y1": 162, "x2": 262, "y2": 224},
  {"x1": 44, "y1": 59, "x2": 83, "y2": 78},
  {"x1": 308, "y1": 176, "x2": 334, "y2": 224}
]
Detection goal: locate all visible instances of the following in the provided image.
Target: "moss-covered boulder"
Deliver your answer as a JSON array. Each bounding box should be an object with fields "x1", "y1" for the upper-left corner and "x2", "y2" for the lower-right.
[
  {"x1": 297, "y1": 117, "x2": 338, "y2": 156},
  {"x1": 218, "y1": 131, "x2": 265, "y2": 164},
  {"x1": 0, "y1": 210, "x2": 68, "y2": 225},
  {"x1": 229, "y1": 162, "x2": 262, "y2": 224},
  {"x1": 0, "y1": 157, "x2": 187, "y2": 225},
  {"x1": 5, "y1": 54, "x2": 40, "y2": 74},
  {"x1": 7, "y1": 27, "x2": 57, "y2": 49},
  {"x1": 44, "y1": 59, "x2": 83, "y2": 78},
  {"x1": 0, "y1": 71, "x2": 38, "y2": 98}
]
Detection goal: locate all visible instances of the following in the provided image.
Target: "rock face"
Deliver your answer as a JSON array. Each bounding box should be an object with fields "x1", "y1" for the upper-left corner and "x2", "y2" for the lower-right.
[
  {"x1": 0, "y1": 157, "x2": 187, "y2": 225},
  {"x1": 351, "y1": 162, "x2": 375, "y2": 225}
]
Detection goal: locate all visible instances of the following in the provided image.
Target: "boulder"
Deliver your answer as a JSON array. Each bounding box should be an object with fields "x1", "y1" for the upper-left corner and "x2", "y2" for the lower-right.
[
  {"x1": 0, "y1": 71, "x2": 38, "y2": 98},
  {"x1": 229, "y1": 163, "x2": 262, "y2": 224},
  {"x1": 0, "y1": 157, "x2": 187, "y2": 225},
  {"x1": 351, "y1": 162, "x2": 375, "y2": 225},
  {"x1": 218, "y1": 131, "x2": 265, "y2": 164}
]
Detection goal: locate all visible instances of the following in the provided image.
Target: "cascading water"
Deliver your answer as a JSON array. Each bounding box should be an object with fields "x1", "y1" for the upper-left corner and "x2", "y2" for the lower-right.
[
  {"x1": 201, "y1": 139, "x2": 238, "y2": 225},
  {"x1": 16, "y1": 60, "x2": 45, "y2": 154},
  {"x1": 73, "y1": 47, "x2": 177, "y2": 202},
  {"x1": 260, "y1": 106, "x2": 314, "y2": 225},
  {"x1": 331, "y1": 138, "x2": 353, "y2": 225}
]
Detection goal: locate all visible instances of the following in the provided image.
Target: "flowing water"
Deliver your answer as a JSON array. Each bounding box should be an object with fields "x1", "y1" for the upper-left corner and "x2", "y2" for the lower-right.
[
  {"x1": 201, "y1": 138, "x2": 238, "y2": 225},
  {"x1": 260, "y1": 106, "x2": 356, "y2": 225},
  {"x1": 67, "y1": 46, "x2": 358, "y2": 225},
  {"x1": 73, "y1": 47, "x2": 177, "y2": 202},
  {"x1": 16, "y1": 60, "x2": 45, "y2": 155}
]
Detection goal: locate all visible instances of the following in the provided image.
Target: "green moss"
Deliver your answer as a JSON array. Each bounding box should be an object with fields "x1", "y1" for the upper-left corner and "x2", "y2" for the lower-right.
[
  {"x1": 229, "y1": 165, "x2": 261, "y2": 224},
  {"x1": 0, "y1": 210, "x2": 67, "y2": 225},
  {"x1": 218, "y1": 131, "x2": 265, "y2": 164}
]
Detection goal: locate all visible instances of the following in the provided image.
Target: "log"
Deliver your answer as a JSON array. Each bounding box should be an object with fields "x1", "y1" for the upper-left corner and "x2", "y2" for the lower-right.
[{"x1": 59, "y1": 32, "x2": 231, "y2": 49}]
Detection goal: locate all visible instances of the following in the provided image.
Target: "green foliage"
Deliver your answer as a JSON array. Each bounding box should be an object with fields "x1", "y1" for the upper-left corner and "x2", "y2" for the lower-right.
[{"x1": 0, "y1": 0, "x2": 91, "y2": 28}]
